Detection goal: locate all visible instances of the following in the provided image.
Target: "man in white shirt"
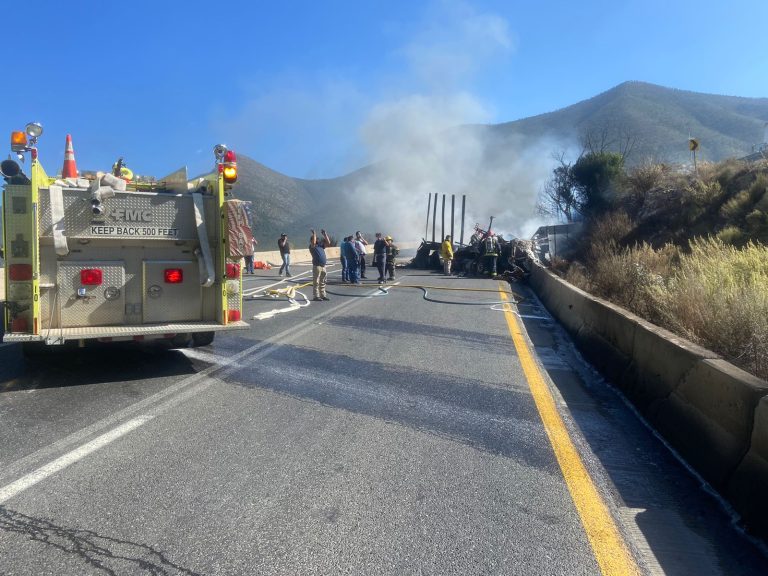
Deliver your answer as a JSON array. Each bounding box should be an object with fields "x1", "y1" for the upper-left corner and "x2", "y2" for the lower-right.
[{"x1": 354, "y1": 231, "x2": 368, "y2": 279}]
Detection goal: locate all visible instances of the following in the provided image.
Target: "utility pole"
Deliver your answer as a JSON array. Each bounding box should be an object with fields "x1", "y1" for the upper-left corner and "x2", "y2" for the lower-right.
[{"x1": 689, "y1": 137, "x2": 699, "y2": 176}]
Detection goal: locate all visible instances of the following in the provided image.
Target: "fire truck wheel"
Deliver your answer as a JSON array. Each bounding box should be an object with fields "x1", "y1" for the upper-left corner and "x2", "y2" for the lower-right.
[
  {"x1": 170, "y1": 334, "x2": 191, "y2": 348},
  {"x1": 192, "y1": 331, "x2": 215, "y2": 347},
  {"x1": 21, "y1": 342, "x2": 47, "y2": 358}
]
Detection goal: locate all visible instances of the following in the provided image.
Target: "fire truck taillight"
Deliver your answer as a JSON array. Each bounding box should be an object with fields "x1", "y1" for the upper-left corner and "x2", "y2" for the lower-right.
[
  {"x1": 164, "y1": 268, "x2": 184, "y2": 283},
  {"x1": 222, "y1": 150, "x2": 237, "y2": 183},
  {"x1": 11, "y1": 131, "x2": 27, "y2": 152},
  {"x1": 228, "y1": 310, "x2": 241, "y2": 322},
  {"x1": 226, "y1": 263, "x2": 240, "y2": 278},
  {"x1": 80, "y1": 269, "x2": 103, "y2": 286},
  {"x1": 9, "y1": 264, "x2": 33, "y2": 281}
]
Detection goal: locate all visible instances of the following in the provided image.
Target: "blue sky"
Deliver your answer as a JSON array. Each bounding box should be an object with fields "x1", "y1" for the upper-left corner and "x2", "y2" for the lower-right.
[{"x1": 2, "y1": 0, "x2": 766, "y2": 180}]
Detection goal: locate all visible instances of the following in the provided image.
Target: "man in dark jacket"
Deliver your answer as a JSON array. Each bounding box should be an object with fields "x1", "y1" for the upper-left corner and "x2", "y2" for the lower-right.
[
  {"x1": 309, "y1": 228, "x2": 331, "y2": 301},
  {"x1": 342, "y1": 234, "x2": 361, "y2": 285},
  {"x1": 373, "y1": 232, "x2": 387, "y2": 283},
  {"x1": 278, "y1": 233, "x2": 291, "y2": 277}
]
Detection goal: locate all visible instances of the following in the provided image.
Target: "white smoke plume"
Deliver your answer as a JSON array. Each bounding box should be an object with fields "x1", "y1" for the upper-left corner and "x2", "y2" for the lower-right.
[{"x1": 350, "y1": 1, "x2": 552, "y2": 242}]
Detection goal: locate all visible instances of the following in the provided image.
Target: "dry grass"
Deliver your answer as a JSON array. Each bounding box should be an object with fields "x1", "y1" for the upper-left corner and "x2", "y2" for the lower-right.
[
  {"x1": 649, "y1": 238, "x2": 768, "y2": 379},
  {"x1": 574, "y1": 236, "x2": 768, "y2": 379},
  {"x1": 556, "y1": 159, "x2": 768, "y2": 380}
]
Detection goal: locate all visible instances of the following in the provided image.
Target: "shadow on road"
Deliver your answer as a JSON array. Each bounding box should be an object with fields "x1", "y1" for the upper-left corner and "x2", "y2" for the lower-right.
[
  {"x1": 0, "y1": 344, "x2": 198, "y2": 393},
  {"x1": 225, "y1": 342, "x2": 558, "y2": 473},
  {"x1": 0, "y1": 506, "x2": 203, "y2": 575},
  {"x1": 326, "y1": 315, "x2": 514, "y2": 350}
]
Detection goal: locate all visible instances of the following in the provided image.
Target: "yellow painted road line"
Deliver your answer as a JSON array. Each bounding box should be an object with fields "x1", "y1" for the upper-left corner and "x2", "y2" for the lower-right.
[{"x1": 498, "y1": 287, "x2": 640, "y2": 576}]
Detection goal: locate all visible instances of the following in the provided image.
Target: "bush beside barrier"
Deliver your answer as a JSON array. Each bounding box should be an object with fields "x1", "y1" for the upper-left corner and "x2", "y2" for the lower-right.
[{"x1": 530, "y1": 263, "x2": 768, "y2": 538}]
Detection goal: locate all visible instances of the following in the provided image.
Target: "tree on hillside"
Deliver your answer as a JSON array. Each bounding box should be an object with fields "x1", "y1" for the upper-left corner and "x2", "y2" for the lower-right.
[
  {"x1": 538, "y1": 127, "x2": 631, "y2": 222},
  {"x1": 581, "y1": 126, "x2": 636, "y2": 161},
  {"x1": 537, "y1": 153, "x2": 578, "y2": 222},
  {"x1": 571, "y1": 151, "x2": 625, "y2": 216}
]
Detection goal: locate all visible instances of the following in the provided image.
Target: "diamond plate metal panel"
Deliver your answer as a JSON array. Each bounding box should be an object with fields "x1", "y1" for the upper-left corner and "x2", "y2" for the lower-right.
[
  {"x1": 143, "y1": 260, "x2": 202, "y2": 323},
  {"x1": 38, "y1": 188, "x2": 217, "y2": 241},
  {"x1": 58, "y1": 261, "x2": 125, "y2": 327}
]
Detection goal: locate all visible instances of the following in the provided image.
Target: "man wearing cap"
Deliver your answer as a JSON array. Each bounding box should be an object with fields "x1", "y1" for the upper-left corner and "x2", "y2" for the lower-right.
[
  {"x1": 278, "y1": 233, "x2": 291, "y2": 277},
  {"x1": 384, "y1": 235, "x2": 399, "y2": 281},
  {"x1": 373, "y1": 232, "x2": 388, "y2": 283}
]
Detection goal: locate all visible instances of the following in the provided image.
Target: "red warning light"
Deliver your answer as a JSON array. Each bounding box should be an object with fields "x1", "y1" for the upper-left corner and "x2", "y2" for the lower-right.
[
  {"x1": 9, "y1": 263, "x2": 33, "y2": 281},
  {"x1": 226, "y1": 263, "x2": 240, "y2": 278},
  {"x1": 164, "y1": 268, "x2": 184, "y2": 283},
  {"x1": 80, "y1": 269, "x2": 103, "y2": 285}
]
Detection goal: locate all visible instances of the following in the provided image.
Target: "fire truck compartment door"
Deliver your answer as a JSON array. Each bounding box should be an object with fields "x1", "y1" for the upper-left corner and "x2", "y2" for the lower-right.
[
  {"x1": 143, "y1": 260, "x2": 202, "y2": 323},
  {"x1": 58, "y1": 261, "x2": 126, "y2": 328}
]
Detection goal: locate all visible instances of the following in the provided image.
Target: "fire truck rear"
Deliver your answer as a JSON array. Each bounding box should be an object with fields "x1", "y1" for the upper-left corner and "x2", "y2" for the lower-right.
[{"x1": 1, "y1": 122, "x2": 250, "y2": 351}]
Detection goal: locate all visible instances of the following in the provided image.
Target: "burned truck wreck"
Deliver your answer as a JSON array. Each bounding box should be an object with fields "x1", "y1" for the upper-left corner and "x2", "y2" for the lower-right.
[{"x1": 412, "y1": 220, "x2": 532, "y2": 281}]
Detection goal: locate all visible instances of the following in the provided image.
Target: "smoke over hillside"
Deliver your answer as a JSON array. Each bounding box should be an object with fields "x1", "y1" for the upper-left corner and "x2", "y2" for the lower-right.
[{"x1": 219, "y1": 1, "x2": 556, "y2": 241}]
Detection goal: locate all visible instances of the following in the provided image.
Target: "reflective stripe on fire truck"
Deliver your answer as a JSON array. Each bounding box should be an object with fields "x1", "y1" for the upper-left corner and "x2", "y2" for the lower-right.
[{"x1": 48, "y1": 184, "x2": 69, "y2": 256}]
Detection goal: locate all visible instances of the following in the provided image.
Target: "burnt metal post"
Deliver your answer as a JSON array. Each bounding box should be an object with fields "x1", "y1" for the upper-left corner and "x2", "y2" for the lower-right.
[
  {"x1": 425, "y1": 194, "x2": 432, "y2": 239},
  {"x1": 431, "y1": 192, "x2": 437, "y2": 243},
  {"x1": 459, "y1": 194, "x2": 466, "y2": 245},
  {"x1": 450, "y1": 194, "x2": 455, "y2": 242},
  {"x1": 441, "y1": 195, "x2": 446, "y2": 242}
]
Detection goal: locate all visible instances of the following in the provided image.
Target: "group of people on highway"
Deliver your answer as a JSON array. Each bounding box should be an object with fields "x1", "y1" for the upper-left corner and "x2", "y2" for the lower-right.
[
  {"x1": 339, "y1": 231, "x2": 399, "y2": 285},
  {"x1": 272, "y1": 229, "x2": 399, "y2": 302}
]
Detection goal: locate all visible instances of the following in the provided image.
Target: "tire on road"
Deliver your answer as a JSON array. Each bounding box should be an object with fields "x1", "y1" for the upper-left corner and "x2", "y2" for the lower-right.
[{"x1": 191, "y1": 332, "x2": 215, "y2": 347}]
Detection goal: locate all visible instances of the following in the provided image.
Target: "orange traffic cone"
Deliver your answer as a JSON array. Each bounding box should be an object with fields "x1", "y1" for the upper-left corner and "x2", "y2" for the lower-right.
[{"x1": 61, "y1": 134, "x2": 78, "y2": 178}]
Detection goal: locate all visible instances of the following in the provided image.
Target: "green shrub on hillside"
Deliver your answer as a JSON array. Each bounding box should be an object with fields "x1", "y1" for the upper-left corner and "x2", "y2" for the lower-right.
[
  {"x1": 549, "y1": 157, "x2": 768, "y2": 380},
  {"x1": 716, "y1": 226, "x2": 743, "y2": 244},
  {"x1": 721, "y1": 190, "x2": 754, "y2": 221}
]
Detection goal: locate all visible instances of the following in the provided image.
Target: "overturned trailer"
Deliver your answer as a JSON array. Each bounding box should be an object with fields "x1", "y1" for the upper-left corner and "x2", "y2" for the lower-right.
[{"x1": 412, "y1": 221, "x2": 532, "y2": 280}]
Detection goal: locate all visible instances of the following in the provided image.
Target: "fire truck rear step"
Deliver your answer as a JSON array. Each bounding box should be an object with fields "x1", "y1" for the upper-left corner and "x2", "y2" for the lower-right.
[{"x1": 3, "y1": 321, "x2": 249, "y2": 343}]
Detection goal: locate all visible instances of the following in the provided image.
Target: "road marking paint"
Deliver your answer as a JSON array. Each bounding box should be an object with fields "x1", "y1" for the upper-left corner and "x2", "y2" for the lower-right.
[
  {"x1": 0, "y1": 283, "x2": 382, "y2": 499},
  {"x1": 498, "y1": 287, "x2": 640, "y2": 576},
  {"x1": 0, "y1": 416, "x2": 152, "y2": 504}
]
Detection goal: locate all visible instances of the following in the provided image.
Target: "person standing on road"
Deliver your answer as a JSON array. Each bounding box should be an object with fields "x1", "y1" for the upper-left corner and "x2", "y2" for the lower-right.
[
  {"x1": 340, "y1": 236, "x2": 351, "y2": 283},
  {"x1": 278, "y1": 233, "x2": 292, "y2": 277},
  {"x1": 385, "y1": 235, "x2": 399, "y2": 281},
  {"x1": 343, "y1": 234, "x2": 361, "y2": 285},
  {"x1": 310, "y1": 228, "x2": 331, "y2": 301},
  {"x1": 244, "y1": 237, "x2": 257, "y2": 275},
  {"x1": 373, "y1": 232, "x2": 387, "y2": 283},
  {"x1": 440, "y1": 235, "x2": 454, "y2": 276},
  {"x1": 355, "y1": 231, "x2": 368, "y2": 279},
  {"x1": 483, "y1": 232, "x2": 500, "y2": 278}
]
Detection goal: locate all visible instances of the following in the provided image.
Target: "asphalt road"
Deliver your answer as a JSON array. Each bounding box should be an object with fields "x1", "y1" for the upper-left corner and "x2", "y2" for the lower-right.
[{"x1": 0, "y1": 261, "x2": 766, "y2": 575}]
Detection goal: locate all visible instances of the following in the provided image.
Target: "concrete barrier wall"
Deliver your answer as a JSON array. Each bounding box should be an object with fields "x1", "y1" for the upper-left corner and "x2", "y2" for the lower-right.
[{"x1": 529, "y1": 263, "x2": 768, "y2": 538}]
